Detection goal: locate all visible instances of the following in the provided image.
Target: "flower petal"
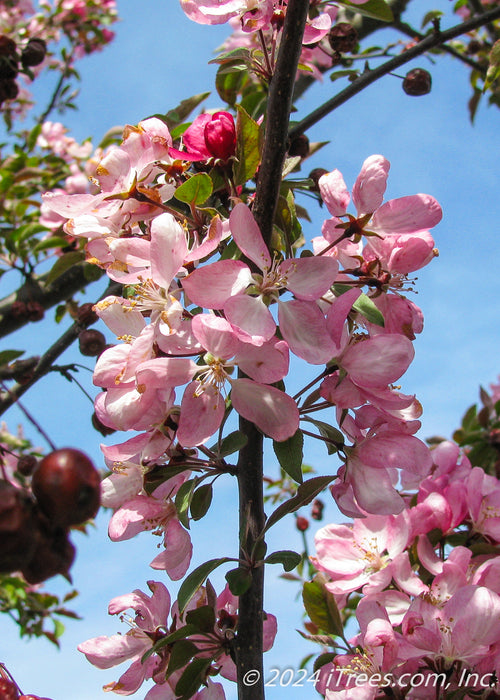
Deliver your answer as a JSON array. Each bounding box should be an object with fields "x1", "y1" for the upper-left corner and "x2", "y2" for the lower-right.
[{"x1": 231, "y1": 379, "x2": 299, "y2": 441}]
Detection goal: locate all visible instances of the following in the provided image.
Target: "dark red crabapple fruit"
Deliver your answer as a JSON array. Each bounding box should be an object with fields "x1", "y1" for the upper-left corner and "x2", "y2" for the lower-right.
[
  {"x1": 31, "y1": 448, "x2": 100, "y2": 527},
  {"x1": 0, "y1": 480, "x2": 36, "y2": 573},
  {"x1": 402, "y1": 68, "x2": 432, "y2": 96},
  {"x1": 20, "y1": 512, "x2": 75, "y2": 584},
  {"x1": 0, "y1": 676, "x2": 19, "y2": 700}
]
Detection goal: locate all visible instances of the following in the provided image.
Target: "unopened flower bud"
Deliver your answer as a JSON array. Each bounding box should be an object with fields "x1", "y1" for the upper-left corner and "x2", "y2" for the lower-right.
[
  {"x1": 311, "y1": 498, "x2": 324, "y2": 521},
  {"x1": 402, "y1": 68, "x2": 432, "y2": 96},
  {"x1": 309, "y1": 168, "x2": 328, "y2": 192},
  {"x1": 296, "y1": 516, "x2": 309, "y2": 532},
  {"x1": 288, "y1": 134, "x2": 310, "y2": 158},
  {"x1": 21, "y1": 38, "x2": 47, "y2": 67},
  {"x1": 204, "y1": 111, "x2": 236, "y2": 162},
  {"x1": 328, "y1": 23, "x2": 358, "y2": 54},
  {"x1": 76, "y1": 302, "x2": 98, "y2": 327},
  {"x1": 17, "y1": 455, "x2": 38, "y2": 476},
  {"x1": 78, "y1": 329, "x2": 106, "y2": 356}
]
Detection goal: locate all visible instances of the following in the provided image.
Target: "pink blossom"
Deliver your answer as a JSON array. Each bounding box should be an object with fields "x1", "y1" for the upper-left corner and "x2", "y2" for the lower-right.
[
  {"x1": 312, "y1": 512, "x2": 410, "y2": 595},
  {"x1": 175, "y1": 313, "x2": 298, "y2": 445},
  {"x1": 401, "y1": 585, "x2": 500, "y2": 667},
  {"x1": 182, "y1": 203, "x2": 338, "y2": 358},
  {"x1": 78, "y1": 580, "x2": 172, "y2": 695},
  {"x1": 108, "y1": 476, "x2": 192, "y2": 580}
]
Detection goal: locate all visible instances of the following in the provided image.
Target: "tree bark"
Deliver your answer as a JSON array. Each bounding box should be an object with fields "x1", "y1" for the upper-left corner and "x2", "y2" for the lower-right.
[{"x1": 234, "y1": 2, "x2": 309, "y2": 699}]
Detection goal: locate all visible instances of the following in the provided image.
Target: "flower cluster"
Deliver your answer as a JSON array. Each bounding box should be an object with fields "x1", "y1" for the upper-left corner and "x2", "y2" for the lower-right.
[
  {"x1": 41, "y1": 94, "x2": 442, "y2": 697},
  {"x1": 310, "y1": 384, "x2": 500, "y2": 698},
  {"x1": 78, "y1": 579, "x2": 277, "y2": 699},
  {"x1": 0, "y1": 0, "x2": 118, "y2": 121}
]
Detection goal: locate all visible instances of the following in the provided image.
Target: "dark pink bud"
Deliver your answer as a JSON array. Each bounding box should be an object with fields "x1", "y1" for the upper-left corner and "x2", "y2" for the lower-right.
[
  {"x1": 204, "y1": 111, "x2": 236, "y2": 162},
  {"x1": 296, "y1": 516, "x2": 309, "y2": 532}
]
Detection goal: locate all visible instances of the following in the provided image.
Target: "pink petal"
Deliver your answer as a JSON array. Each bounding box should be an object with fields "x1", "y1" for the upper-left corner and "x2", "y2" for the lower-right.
[
  {"x1": 185, "y1": 215, "x2": 223, "y2": 262},
  {"x1": 349, "y1": 459, "x2": 405, "y2": 514},
  {"x1": 230, "y1": 379, "x2": 299, "y2": 441},
  {"x1": 95, "y1": 296, "x2": 146, "y2": 337},
  {"x1": 177, "y1": 382, "x2": 225, "y2": 446},
  {"x1": 326, "y1": 288, "x2": 362, "y2": 347},
  {"x1": 135, "y1": 357, "x2": 198, "y2": 389},
  {"x1": 224, "y1": 294, "x2": 276, "y2": 346},
  {"x1": 150, "y1": 213, "x2": 188, "y2": 288},
  {"x1": 357, "y1": 433, "x2": 432, "y2": 475},
  {"x1": 280, "y1": 256, "x2": 338, "y2": 300},
  {"x1": 230, "y1": 202, "x2": 271, "y2": 270},
  {"x1": 235, "y1": 337, "x2": 289, "y2": 383},
  {"x1": 191, "y1": 313, "x2": 240, "y2": 359},
  {"x1": 78, "y1": 633, "x2": 146, "y2": 670},
  {"x1": 342, "y1": 334, "x2": 414, "y2": 388},
  {"x1": 352, "y1": 155, "x2": 390, "y2": 215},
  {"x1": 303, "y1": 12, "x2": 333, "y2": 44},
  {"x1": 318, "y1": 169, "x2": 350, "y2": 217},
  {"x1": 371, "y1": 194, "x2": 442, "y2": 234},
  {"x1": 182, "y1": 259, "x2": 252, "y2": 308},
  {"x1": 41, "y1": 191, "x2": 106, "y2": 218},
  {"x1": 278, "y1": 299, "x2": 337, "y2": 364},
  {"x1": 150, "y1": 517, "x2": 192, "y2": 580},
  {"x1": 108, "y1": 495, "x2": 166, "y2": 540}
]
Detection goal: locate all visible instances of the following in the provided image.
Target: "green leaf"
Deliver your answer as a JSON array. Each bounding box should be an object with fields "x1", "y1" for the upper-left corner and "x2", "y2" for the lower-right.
[
  {"x1": 273, "y1": 429, "x2": 304, "y2": 484},
  {"x1": 45, "y1": 251, "x2": 85, "y2": 286},
  {"x1": 225, "y1": 567, "x2": 252, "y2": 596},
  {"x1": 14, "y1": 222, "x2": 49, "y2": 243},
  {"x1": 166, "y1": 639, "x2": 199, "y2": 676},
  {"x1": 484, "y1": 40, "x2": 500, "y2": 93},
  {"x1": 0, "y1": 349, "x2": 24, "y2": 366},
  {"x1": 303, "y1": 417, "x2": 344, "y2": 456},
  {"x1": 26, "y1": 123, "x2": 42, "y2": 151},
  {"x1": 265, "y1": 550, "x2": 302, "y2": 572},
  {"x1": 32, "y1": 236, "x2": 69, "y2": 254},
  {"x1": 143, "y1": 624, "x2": 200, "y2": 661},
  {"x1": 190, "y1": 483, "x2": 213, "y2": 521},
  {"x1": 209, "y1": 48, "x2": 253, "y2": 66},
  {"x1": 421, "y1": 10, "x2": 443, "y2": 28},
  {"x1": 177, "y1": 558, "x2": 232, "y2": 614},
  {"x1": 216, "y1": 430, "x2": 248, "y2": 457},
  {"x1": 234, "y1": 105, "x2": 261, "y2": 186},
  {"x1": 337, "y1": 0, "x2": 393, "y2": 21},
  {"x1": 461, "y1": 403, "x2": 477, "y2": 432},
  {"x1": 302, "y1": 579, "x2": 344, "y2": 636},
  {"x1": 353, "y1": 292, "x2": 385, "y2": 326},
  {"x1": 174, "y1": 173, "x2": 213, "y2": 207},
  {"x1": 216, "y1": 64, "x2": 248, "y2": 105},
  {"x1": 185, "y1": 604, "x2": 216, "y2": 633},
  {"x1": 174, "y1": 657, "x2": 212, "y2": 698},
  {"x1": 313, "y1": 652, "x2": 336, "y2": 672},
  {"x1": 263, "y1": 476, "x2": 334, "y2": 534},
  {"x1": 161, "y1": 92, "x2": 210, "y2": 130},
  {"x1": 175, "y1": 478, "x2": 197, "y2": 529}
]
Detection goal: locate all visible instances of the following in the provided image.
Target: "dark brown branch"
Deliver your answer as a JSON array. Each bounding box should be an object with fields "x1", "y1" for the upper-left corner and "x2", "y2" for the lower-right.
[
  {"x1": 251, "y1": 0, "x2": 311, "y2": 248},
  {"x1": 0, "y1": 264, "x2": 105, "y2": 339},
  {"x1": 393, "y1": 19, "x2": 488, "y2": 74},
  {"x1": 293, "y1": 0, "x2": 412, "y2": 101},
  {"x1": 289, "y1": 5, "x2": 500, "y2": 140},
  {"x1": 234, "y1": 3, "x2": 309, "y2": 700},
  {"x1": 0, "y1": 280, "x2": 121, "y2": 416}
]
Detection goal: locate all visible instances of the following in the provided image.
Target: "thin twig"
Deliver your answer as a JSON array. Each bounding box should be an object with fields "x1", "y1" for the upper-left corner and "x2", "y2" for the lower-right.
[
  {"x1": 289, "y1": 6, "x2": 500, "y2": 139},
  {"x1": 0, "y1": 382, "x2": 57, "y2": 451},
  {"x1": 0, "y1": 280, "x2": 121, "y2": 416}
]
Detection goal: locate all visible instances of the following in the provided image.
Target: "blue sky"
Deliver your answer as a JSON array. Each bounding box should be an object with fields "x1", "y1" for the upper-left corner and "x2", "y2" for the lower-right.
[{"x1": 1, "y1": 1, "x2": 500, "y2": 699}]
